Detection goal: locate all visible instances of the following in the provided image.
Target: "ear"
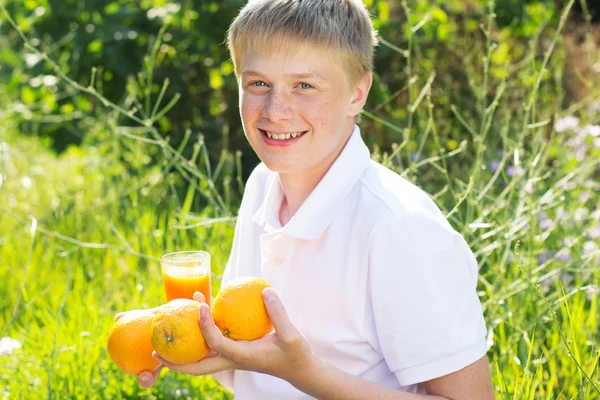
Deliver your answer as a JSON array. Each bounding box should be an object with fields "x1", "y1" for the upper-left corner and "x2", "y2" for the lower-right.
[{"x1": 347, "y1": 73, "x2": 373, "y2": 117}]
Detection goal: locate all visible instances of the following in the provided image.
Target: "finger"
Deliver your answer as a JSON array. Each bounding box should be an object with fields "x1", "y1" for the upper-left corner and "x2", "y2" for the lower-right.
[
  {"x1": 114, "y1": 306, "x2": 163, "y2": 322},
  {"x1": 262, "y1": 288, "x2": 298, "y2": 341},
  {"x1": 152, "y1": 364, "x2": 165, "y2": 379},
  {"x1": 114, "y1": 309, "x2": 141, "y2": 322},
  {"x1": 205, "y1": 349, "x2": 219, "y2": 358},
  {"x1": 153, "y1": 352, "x2": 235, "y2": 375},
  {"x1": 137, "y1": 365, "x2": 163, "y2": 388},
  {"x1": 193, "y1": 291, "x2": 206, "y2": 303},
  {"x1": 198, "y1": 304, "x2": 239, "y2": 358}
]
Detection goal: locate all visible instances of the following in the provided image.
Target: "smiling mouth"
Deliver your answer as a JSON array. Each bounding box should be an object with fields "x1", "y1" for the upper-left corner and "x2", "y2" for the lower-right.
[{"x1": 259, "y1": 129, "x2": 308, "y2": 141}]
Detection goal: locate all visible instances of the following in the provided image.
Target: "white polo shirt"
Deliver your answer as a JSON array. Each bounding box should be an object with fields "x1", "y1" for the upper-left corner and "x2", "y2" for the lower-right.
[{"x1": 221, "y1": 125, "x2": 488, "y2": 398}]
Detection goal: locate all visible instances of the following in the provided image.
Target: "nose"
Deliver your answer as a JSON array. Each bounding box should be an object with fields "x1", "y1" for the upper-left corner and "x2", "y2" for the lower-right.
[{"x1": 262, "y1": 90, "x2": 293, "y2": 121}]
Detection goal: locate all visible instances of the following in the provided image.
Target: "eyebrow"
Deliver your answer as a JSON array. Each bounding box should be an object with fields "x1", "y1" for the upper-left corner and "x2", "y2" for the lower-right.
[{"x1": 241, "y1": 70, "x2": 327, "y2": 82}]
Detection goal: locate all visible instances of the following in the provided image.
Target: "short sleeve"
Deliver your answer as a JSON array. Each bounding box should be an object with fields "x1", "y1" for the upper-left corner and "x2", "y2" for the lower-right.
[{"x1": 367, "y1": 213, "x2": 488, "y2": 387}]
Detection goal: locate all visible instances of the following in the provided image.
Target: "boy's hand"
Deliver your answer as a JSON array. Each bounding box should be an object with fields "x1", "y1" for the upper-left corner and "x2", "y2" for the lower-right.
[
  {"x1": 137, "y1": 365, "x2": 164, "y2": 388},
  {"x1": 152, "y1": 288, "x2": 318, "y2": 385},
  {"x1": 114, "y1": 305, "x2": 164, "y2": 322}
]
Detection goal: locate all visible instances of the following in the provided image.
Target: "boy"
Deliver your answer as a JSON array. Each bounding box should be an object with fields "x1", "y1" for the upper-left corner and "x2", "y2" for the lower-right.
[{"x1": 129, "y1": 0, "x2": 496, "y2": 397}]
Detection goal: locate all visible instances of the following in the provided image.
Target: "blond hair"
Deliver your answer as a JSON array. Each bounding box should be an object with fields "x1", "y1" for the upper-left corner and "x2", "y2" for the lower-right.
[{"x1": 226, "y1": 0, "x2": 378, "y2": 87}]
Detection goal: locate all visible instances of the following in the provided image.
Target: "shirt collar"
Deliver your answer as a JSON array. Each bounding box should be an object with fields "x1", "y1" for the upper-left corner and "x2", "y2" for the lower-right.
[{"x1": 252, "y1": 125, "x2": 371, "y2": 239}]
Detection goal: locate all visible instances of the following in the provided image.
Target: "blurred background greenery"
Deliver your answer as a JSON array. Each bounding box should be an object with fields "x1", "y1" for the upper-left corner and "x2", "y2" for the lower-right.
[
  {"x1": 1, "y1": 0, "x2": 600, "y2": 398},
  {"x1": 1, "y1": 0, "x2": 598, "y2": 181}
]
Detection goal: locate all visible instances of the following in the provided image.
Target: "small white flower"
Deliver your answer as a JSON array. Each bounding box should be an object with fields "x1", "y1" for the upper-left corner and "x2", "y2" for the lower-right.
[
  {"x1": 42, "y1": 75, "x2": 58, "y2": 87},
  {"x1": 554, "y1": 116, "x2": 579, "y2": 132},
  {"x1": 21, "y1": 176, "x2": 33, "y2": 188},
  {"x1": 0, "y1": 337, "x2": 22, "y2": 356},
  {"x1": 24, "y1": 53, "x2": 42, "y2": 68},
  {"x1": 486, "y1": 327, "x2": 494, "y2": 350},
  {"x1": 583, "y1": 241, "x2": 598, "y2": 255},
  {"x1": 581, "y1": 125, "x2": 600, "y2": 137},
  {"x1": 587, "y1": 286, "x2": 598, "y2": 300},
  {"x1": 29, "y1": 77, "x2": 42, "y2": 88},
  {"x1": 166, "y1": 3, "x2": 181, "y2": 13}
]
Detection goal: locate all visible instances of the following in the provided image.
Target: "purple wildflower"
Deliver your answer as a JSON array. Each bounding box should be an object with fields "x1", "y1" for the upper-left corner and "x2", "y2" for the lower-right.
[
  {"x1": 579, "y1": 191, "x2": 591, "y2": 203},
  {"x1": 589, "y1": 225, "x2": 600, "y2": 239},
  {"x1": 507, "y1": 166, "x2": 525, "y2": 177},
  {"x1": 489, "y1": 161, "x2": 501, "y2": 173},
  {"x1": 538, "y1": 249, "x2": 554, "y2": 265},
  {"x1": 567, "y1": 136, "x2": 584, "y2": 149},
  {"x1": 560, "y1": 273, "x2": 574, "y2": 285},
  {"x1": 540, "y1": 218, "x2": 552, "y2": 230},
  {"x1": 554, "y1": 116, "x2": 579, "y2": 132},
  {"x1": 541, "y1": 277, "x2": 552, "y2": 294}
]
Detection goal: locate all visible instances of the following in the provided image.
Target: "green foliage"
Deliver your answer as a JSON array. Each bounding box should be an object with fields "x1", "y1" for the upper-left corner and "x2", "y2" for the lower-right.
[{"x1": 0, "y1": 0, "x2": 576, "y2": 176}]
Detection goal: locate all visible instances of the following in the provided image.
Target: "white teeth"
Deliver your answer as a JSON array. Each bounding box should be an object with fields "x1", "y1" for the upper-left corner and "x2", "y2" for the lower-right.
[{"x1": 264, "y1": 131, "x2": 305, "y2": 140}]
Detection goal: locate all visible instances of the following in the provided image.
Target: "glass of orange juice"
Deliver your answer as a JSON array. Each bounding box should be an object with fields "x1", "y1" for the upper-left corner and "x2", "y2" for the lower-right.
[{"x1": 161, "y1": 251, "x2": 211, "y2": 307}]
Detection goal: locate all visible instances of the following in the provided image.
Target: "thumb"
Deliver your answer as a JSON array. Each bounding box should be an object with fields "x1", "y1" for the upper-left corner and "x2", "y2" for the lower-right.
[{"x1": 262, "y1": 288, "x2": 297, "y2": 340}]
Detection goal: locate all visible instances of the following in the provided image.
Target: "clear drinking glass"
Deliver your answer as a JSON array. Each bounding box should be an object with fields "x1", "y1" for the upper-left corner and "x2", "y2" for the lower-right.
[{"x1": 161, "y1": 251, "x2": 211, "y2": 306}]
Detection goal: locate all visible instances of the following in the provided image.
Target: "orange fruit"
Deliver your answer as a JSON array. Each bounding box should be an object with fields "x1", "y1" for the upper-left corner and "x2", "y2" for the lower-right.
[
  {"x1": 151, "y1": 299, "x2": 210, "y2": 365},
  {"x1": 211, "y1": 277, "x2": 273, "y2": 341},
  {"x1": 107, "y1": 310, "x2": 161, "y2": 375}
]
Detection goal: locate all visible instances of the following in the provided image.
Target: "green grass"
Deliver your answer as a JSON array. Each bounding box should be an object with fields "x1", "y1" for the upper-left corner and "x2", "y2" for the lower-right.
[
  {"x1": 0, "y1": 130, "x2": 236, "y2": 399},
  {"x1": 1, "y1": 0, "x2": 600, "y2": 398}
]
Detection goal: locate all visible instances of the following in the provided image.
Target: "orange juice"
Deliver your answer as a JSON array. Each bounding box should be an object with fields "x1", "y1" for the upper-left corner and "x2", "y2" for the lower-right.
[{"x1": 162, "y1": 272, "x2": 211, "y2": 306}]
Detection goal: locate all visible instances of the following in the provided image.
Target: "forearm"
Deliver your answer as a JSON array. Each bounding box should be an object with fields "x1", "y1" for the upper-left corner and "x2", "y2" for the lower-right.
[
  {"x1": 213, "y1": 369, "x2": 235, "y2": 393},
  {"x1": 288, "y1": 359, "x2": 447, "y2": 400}
]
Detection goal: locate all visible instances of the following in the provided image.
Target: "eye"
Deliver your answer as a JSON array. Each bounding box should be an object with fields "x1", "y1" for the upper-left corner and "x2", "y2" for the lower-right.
[
  {"x1": 299, "y1": 82, "x2": 313, "y2": 89},
  {"x1": 251, "y1": 81, "x2": 268, "y2": 87}
]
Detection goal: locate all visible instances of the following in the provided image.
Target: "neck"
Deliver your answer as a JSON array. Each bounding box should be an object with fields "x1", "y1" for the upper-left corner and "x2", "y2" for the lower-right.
[{"x1": 278, "y1": 124, "x2": 354, "y2": 226}]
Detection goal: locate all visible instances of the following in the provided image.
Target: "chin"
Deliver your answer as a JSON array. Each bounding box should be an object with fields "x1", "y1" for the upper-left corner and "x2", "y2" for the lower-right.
[{"x1": 260, "y1": 159, "x2": 298, "y2": 174}]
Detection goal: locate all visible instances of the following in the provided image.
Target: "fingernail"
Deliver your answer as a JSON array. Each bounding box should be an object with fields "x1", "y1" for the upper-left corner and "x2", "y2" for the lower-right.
[
  {"x1": 263, "y1": 289, "x2": 275, "y2": 303},
  {"x1": 200, "y1": 305, "x2": 208, "y2": 321},
  {"x1": 140, "y1": 375, "x2": 149, "y2": 383}
]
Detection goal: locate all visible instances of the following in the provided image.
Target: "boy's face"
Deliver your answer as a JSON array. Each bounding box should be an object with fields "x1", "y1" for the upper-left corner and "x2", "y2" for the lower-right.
[{"x1": 238, "y1": 43, "x2": 371, "y2": 177}]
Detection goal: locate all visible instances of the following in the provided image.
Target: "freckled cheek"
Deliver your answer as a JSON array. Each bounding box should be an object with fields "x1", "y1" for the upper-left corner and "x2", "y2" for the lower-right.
[
  {"x1": 305, "y1": 99, "x2": 334, "y2": 129},
  {"x1": 297, "y1": 98, "x2": 328, "y2": 119},
  {"x1": 240, "y1": 96, "x2": 264, "y2": 119}
]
